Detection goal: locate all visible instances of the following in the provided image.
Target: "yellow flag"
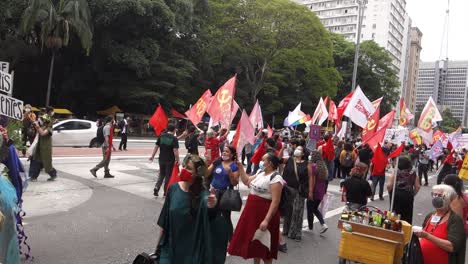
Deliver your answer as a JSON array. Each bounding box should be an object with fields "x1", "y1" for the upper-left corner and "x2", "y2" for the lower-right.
[{"x1": 458, "y1": 154, "x2": 468, "y2": 181}]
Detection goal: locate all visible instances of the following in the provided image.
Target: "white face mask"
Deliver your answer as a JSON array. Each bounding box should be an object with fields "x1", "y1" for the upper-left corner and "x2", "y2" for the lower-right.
[
  {"x1": 294, "y1": 149, "x2": 303, "y2": 157},
  {"x1": 25, "y1": 108, "x2": 31, "y2": 113},
  {"x1": 259, "y1": 161, "x2": 265, "y2": 171}
]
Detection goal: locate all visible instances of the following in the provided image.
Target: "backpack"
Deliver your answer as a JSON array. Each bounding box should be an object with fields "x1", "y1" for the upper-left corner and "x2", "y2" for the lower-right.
[
  {"x1": 96, "y1": 125, "x2": 105, "y2": 146},
  {"x1": 342, "y1": 152, "x2": 353, "y2": 167}
]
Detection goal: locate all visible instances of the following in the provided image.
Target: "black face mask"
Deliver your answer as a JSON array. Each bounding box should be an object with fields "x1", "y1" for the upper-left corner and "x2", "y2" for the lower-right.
[{"x1": 432, "y1": 196, "x2": 445, "y2": 209}]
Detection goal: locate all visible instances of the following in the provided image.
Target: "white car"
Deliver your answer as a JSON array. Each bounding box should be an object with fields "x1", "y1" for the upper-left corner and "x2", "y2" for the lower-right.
[{"x1": 52, "y1": 119, "x2": 98, "y2": 147}]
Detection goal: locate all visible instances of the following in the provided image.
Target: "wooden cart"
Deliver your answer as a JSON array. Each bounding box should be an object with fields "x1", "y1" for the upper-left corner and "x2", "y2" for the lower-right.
[{"x1": 337, "y1": 220, "x2": 411, "y2": 264}]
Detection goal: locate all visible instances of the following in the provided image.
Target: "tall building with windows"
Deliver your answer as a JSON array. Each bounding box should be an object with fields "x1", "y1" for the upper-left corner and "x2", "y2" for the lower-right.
[
  {"x1": 291, "y1": 0, "x2": 413, "y2": 92},
  {"x1": 403, "y1": 27, "x2": 423, "y2": 115},
  {"x1": 416, "y1": 60, "x2": 468, "y2": 126}
]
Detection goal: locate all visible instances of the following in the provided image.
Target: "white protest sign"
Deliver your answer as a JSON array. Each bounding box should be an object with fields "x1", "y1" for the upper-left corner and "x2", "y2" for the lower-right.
[
  {"x1": 0, "y1": 93, "x2": 23, "y2": 120},
  {"x1": 0, "y1": 61, "x2": 9, "y2": 73},
  {"x1": 384, "y1": 128, "x2": 409, "y2": 144},
  {"x1": 0, "y1": 71, "x2": 13, "y2": 95}
]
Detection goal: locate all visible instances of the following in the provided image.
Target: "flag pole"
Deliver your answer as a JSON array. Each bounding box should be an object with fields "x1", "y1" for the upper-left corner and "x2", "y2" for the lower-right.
[{"x1": 389, "y1": 157, "x2": 400, "y2": 212}]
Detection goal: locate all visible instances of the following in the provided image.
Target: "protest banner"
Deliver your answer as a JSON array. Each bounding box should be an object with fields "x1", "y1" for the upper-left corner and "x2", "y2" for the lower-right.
[
  {"x1": 0, "y1": 61, "x2": 9, "y2": 73},
  {"x1": 458, "y1": 154, "x2": 468, "y2": 181},
  {"x1": 0, "y1": 70, "x2": 13, "y2": 95},
  {"x1": 384, "y1": 128, "x2": 409, "y2": 144},
  {"x1": 0, "y1": 93, "x2": 23, "y2": 120}
]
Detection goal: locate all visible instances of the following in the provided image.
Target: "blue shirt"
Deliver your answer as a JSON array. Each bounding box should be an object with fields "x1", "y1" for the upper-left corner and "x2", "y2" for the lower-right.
[{"x1": 211, "y1": 163, "x2": 239, "y2": 190}]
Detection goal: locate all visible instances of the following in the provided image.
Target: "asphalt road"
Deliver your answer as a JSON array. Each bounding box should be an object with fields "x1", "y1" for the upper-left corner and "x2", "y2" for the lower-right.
[{"x1": 18, "y1": 153, "x2": 465, "y2": 264}]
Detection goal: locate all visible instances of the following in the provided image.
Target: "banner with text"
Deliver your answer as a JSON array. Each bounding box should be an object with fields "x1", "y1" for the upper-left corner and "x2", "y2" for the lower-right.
[
  {"x1": 384, "y1": 128, "x2": 409, "y2": 144},
  {"x1": 0, "y1": 93, "x2": 23, "y2": 120}
]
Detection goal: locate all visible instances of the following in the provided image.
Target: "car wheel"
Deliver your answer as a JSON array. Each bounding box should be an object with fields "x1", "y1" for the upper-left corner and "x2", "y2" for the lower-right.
[{"x1": 89, "y1": 138, "x2": 100, "y2": 148}]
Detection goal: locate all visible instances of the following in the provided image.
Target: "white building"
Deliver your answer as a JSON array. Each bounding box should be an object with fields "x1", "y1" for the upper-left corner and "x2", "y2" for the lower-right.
[
  {"x1": 292, "y1": 0, "x2": 410, "y2": 90},
  {"x1": 416, "y1": 60, "x2": 468, "y2": 126}
]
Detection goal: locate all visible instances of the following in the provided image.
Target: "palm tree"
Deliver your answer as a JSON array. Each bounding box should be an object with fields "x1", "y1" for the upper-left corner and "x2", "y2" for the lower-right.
[{"x1": 21, "y1": 0, "x2": 93, "y2": 106}]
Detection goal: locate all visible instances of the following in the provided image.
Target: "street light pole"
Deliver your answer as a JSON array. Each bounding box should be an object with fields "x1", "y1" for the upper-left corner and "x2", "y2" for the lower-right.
[
  {"x1": 351, "y1": 0, "x2": 367, "y2": 91},
  {"x1": 346, "y1": 0, "x2": 367, "y2": 138}
]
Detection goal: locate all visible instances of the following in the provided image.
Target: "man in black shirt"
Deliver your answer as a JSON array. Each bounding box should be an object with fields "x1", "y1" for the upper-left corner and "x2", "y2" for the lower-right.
[
  {"x1": 149, "y1": 124, "x2": 180, "y2": 196},
  {"x1": 184, "y1": 126, "x2": 199, "y2": 155},
  {"x1": 343, "y1": 163, "x2": 372, "y2": 210}
]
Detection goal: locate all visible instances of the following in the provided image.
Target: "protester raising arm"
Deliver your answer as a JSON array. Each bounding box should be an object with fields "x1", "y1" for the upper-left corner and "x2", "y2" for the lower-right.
[{"x1": 236, "y1": 161, "x2": 258, "y2": 186}]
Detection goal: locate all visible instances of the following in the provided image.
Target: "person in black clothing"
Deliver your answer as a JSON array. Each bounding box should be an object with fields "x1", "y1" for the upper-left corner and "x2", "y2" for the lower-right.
[
  {"x1": 149, "y1": 124, "x2": 180, "y2": 196},
  {"x1": 118, "y1": 116, "x2": 130, "y2": 151},
  {"x1": 358, "y1": 144, "x2": 373, "y2": 175},
  {"x1": 342, "y1": 162, "x2": 372, "y2": 210},
  {"x1": 184, "y1": 126, "x2": 199, "y2": 155}
]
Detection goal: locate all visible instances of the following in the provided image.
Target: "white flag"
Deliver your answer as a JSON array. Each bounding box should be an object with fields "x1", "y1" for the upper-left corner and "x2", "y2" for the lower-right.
[
  {"x1": 249, "y1": 100, "x2": 264, "y2": 128},
  {"x1": 343, "y1": 86, "x2": 376, "y2": 128},
  {"x1": 311, "y1": 97, "x2": 328, "y2": 125},
  {"x1": 284, "y1": 103, "x2": 302, "y2": 126}
]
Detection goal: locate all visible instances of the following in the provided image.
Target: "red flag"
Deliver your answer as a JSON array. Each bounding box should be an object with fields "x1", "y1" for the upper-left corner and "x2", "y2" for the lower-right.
[
  {"x1": 388, "y1": 143, "x2": 404, "y2": 159},
  {"x1": 149, "y1": 104, "x2": 168, "y2": 136},
  {"x1": 377, "y1": 110, "x2": 395, "y2": 130},
  {"x1": 207, "y1": 76, "x2": 236, "y2": 128},
  {"x1": 229, "y1": 100, "x2": 240, "y2": 126},
  {"x1": 232, "y1": 110, "x2": 256, "y2": 160},
  {"x1": 267, "y1": 124, "x2": 273, "y2": 138},
  {"x1": 362, "y1": 106, "x2": 380, "y2": 143},
  {"x1": 166, "y1": 163, "x2": 180, "y2": 192},
  {"x1": 328, "y1": 100, "x2": 338, "y2": 121},
  {"x1": 336, "y1": 92, "x2": 354, "y2": 123},
  {"x1": 447, "y1": 141, "x2": 453, "y2": 151},
  {"x1": 371, "y1": 143, "x2": 388, "y2": 175},
  {"x1": 171, "y1": 109, "x2": 186, "y2": 119},
  {"x1": 251, "y1": 139, "x2": 266, "y2": 165},
  {"x1": 432, "y1": 130, "x2": 447, "y2": 144},
  {"x1": 366, "y1": 127, "x2": 387, "y2": 151},
  {"x1": 185, "y1": 89, "x2": 212, "y2": 125},
  {"x1": 399, "y1": 98, "x2": 408, "y2": 127},
  {"x1": 323, "y1": 136, "x2": 335, "y2": 161}
]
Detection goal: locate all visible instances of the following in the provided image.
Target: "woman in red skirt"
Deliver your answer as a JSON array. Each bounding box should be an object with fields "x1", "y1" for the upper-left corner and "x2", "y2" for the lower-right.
[{"x1": 228, "y1": 152, "x2": 284, "y2": 264}]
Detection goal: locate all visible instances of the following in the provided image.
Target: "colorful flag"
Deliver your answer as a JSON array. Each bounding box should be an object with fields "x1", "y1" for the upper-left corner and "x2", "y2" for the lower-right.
[
  {"x1": 449, "y1": 126, "x2": 462, "y2": 148},
  {"x1": 388, "y1": 143, "x2": 404, "y2": 159},
  {"x1": 185, "y1": 89, "x2": 212, "y2": 125},
  {"x1": 311, "y1": 97, "x2": 329, "y2": 125},
  {"x1": 430, "y1": 140, "x2": 444, "y2": 161},
  {"x1": 225, "y1": 100, "x2": 240, "y2": 128},
  {"x1": 409, "y1": 128, "x2": 422, "y2": 145},
  {"x1": 399, "y1": 98, "x2": 414, "y2": 127},
  {"x1": 377, "y1": 110, "x2": 395, "y2": 131},
  {"x1": 249, "y1": 100, "x2": 264, "y2": 129},
  {"x1": 149, "y1": 104, "x2": 168, "y2": 136},
  {"x1": 343, "y1": 86, "x2": 376, "y2": 128},
  {"x1": 284, "y1": 103, "x2": 303, "y2": 127},
  {"x1": 417, "y1": 96, "x2": 442, "y2": 132},
  {"x1": 432, "y1": 130, "x2": 447, "y2": 144},
  {"x1": 372, "y1": 97, "x2": 383, "y2": 109},
  {"x1": 207, "y1": 76, "x2": 237, "y2": 128},
  {"x1": 366, "y1": 126, "x2": 387, "y2": 151},
  {"x1": 362, "y1": 106, "x2": 380, "y2": 143},
  {"x1": 328, "y1": 100, "x2": 338, "y2": 121},
  {"x1": 232, "y1": 110, "x2": 256, "y2": 160}
]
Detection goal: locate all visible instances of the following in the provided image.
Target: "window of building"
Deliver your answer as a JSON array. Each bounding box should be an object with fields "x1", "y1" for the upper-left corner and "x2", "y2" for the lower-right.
[{"x1": 372, "y1": 23, "x2": 376, "y2": 29}]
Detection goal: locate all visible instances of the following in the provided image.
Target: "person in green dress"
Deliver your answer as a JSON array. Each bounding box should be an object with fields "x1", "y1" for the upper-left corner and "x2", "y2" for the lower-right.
[
  {"x1": 157, "y1": 154, "x2": 231, "y2": 264},
  {"x1": 29, "y1": 107, "x2": 57, "y2": 181}
]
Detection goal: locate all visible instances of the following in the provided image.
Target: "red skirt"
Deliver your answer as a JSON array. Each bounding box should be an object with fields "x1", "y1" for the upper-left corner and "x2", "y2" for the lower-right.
[{"x1": 228, "y1": 194, "x2": 280, "y2": 260}]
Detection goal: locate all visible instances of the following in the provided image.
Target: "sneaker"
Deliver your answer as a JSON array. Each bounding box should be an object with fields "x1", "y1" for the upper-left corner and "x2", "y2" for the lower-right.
[
  {"x1": 320, "y1": 224, "x2": 328, "y2": 234},
  {"x1": 90, "y1": 169, "x2": 97, "y2": 178},
  {"x1": 153, "y1": 189, "x2": 159, "y2": 197},
  {"x1": 278, "y1": 243, "x2": 288, "y2": 253},
  {"x1": 424, "y1": 182, "x2": 428, "y2": 186},
  {"x1": 294, "y1": 236, "x2": 302, "y2": 242},
  {"x1": 379, "y1": 196, "x2": 384, "y2": 201},
  {"x1": 104, "y1": 174, "x2": 115, "y2": 178},
  {"x1": 370, "y1": 197, "x2": 374, "y2": 201},
  {"x1": 47, "y1": 176, "x2": 57, "y2": 181}
]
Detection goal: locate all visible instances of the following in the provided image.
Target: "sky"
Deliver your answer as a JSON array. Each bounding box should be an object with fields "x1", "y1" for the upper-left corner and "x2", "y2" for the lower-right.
[{"x1": 406, "y1": 0, "x2": 468, "y2": 62}]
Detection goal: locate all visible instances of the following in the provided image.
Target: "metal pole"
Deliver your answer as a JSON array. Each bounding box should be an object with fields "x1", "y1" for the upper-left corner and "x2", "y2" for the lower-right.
[
  {"x1": 389, "y1": 157, "x2": 400, "y2": 212},
  {"x1": 347, "y1": 0, "x2": 367, "y2": 138}
]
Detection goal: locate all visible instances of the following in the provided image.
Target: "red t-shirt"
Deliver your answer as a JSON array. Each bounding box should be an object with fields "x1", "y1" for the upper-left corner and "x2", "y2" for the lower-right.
[{"x1": 420, "y1": 219, "x2": 449, "y2": 264}]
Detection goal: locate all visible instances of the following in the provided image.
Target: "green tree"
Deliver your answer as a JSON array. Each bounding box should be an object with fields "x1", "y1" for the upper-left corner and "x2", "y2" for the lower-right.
[
  {"x1": 440, "y1": 108, "x2": 461, "y2": 132},
  {"x1": 331, "y1": 34, "x2": 399, "y2": 115},
  {"x1": 198, "y1": 0, "x2": 340, "y2": 117},
  {"x1": 20, "y1": 0, "x2": 93, "y2": 106}
]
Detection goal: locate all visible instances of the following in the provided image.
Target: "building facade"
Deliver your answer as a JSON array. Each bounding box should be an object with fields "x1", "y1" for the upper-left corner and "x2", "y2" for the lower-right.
[
  {"x1": 416, "y1": 60, "x2": 468, "y2": 126},
  {"x1": 403, "y1": 27, "x2": 423, "y2": 115}
]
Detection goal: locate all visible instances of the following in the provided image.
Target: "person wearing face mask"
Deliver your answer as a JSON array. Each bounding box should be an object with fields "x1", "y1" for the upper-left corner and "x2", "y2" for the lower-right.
[
  {"x1": 228, "y1": 153, "x2": 284, "y2": 264},
  {"x1": 280, "y1": 145, "x2": 309, "y2": 241},
  {"x1": 414, "y1": 184, "x2": 466, "y2": 264},
  {"x1": 156, "y1": 155, "x2": 229, "y2": 264},
  {"x1": 29, "y1": 107, "x2": 58, "y2": 181},
  {"x1": 21, "y1": 104, "x2": 36, "y2": 156},
  {"x1": 206, "y1": 145, "x2": 240, "y2": 242},
  {"x1": 307, "y1": 150, "x2": 329, "y2": 234}
]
